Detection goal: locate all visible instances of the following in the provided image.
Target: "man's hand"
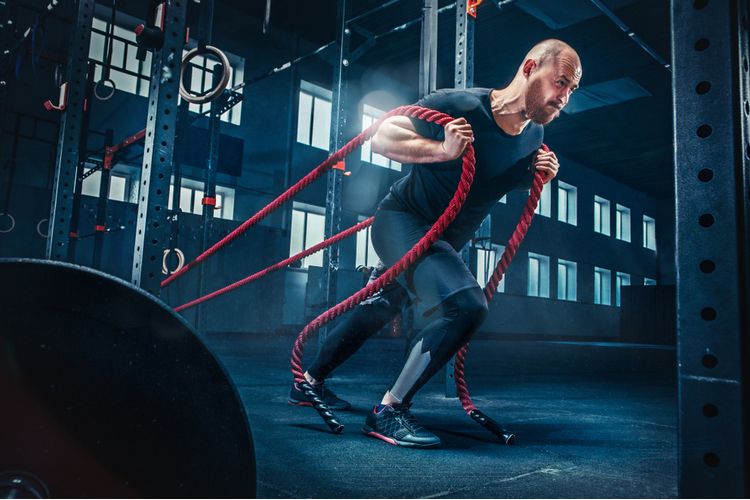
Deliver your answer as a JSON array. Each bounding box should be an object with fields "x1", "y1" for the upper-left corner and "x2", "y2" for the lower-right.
[
  {"x1": 532, "y1": 148, "x2": 559, "y2": 184},
  {"x1": 441, "y1": 118, "x2": 474, "y2": 160}
]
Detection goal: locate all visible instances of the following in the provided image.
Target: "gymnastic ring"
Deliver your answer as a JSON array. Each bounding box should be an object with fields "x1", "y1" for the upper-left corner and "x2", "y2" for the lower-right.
[
  {"x1": 37, "y1": 218, "x2": 49, "y2": 238},
  {"x1": 0, "y1": 213, "x2": 15, "y2": 233},
  {"x1": 94, "y1": 78, "x2": 117, "y2": 101},
  {"x1": 179, "y1": 46, "x2": 231, "y2": 105},
  {"x1": 162, "y1": 248, "x2": 185, "y2": 275}
]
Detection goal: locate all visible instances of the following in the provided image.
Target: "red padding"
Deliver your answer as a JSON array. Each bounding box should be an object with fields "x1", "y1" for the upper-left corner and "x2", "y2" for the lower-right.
[
  {"x1": 95, "y1": 225, "x2": 106, "y2": 232},
  {"x1": 202, "y1": 197, "x2": 216, "y2": 206}
]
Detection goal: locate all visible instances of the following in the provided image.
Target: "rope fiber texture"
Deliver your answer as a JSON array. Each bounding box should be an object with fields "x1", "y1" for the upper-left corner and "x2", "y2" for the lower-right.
[
  {"x1": 290, "y1": 108, "x2": 476, "y2": 432},
  {"x1": 162, "y1": 106, "x2": 455, "y2": 290},
  {"x1": 452, "y1": 144, "x2": 549, "y2": 444}
]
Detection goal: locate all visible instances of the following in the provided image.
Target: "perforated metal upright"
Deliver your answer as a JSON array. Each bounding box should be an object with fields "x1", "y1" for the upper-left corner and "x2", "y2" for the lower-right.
[
  {"x1": 0, "y1": 0, "x2": 18, "y2": 153},
  {"x1": 672, "y1": 0, "x2": 749, "y2": 497},
  {"x1": 319, "y1": 0, "x2": 352, "y2": 350},
  {"x1": 446, "y1": 0, "x2": 475, "y2": 397},
  {"x1": 419, "y1": 0, "x2": 438, "y2": 99},
  {"x1": 131, "y1": 1, "x2": 188, "y2": 296},
  {"x1": 46, "y1": 0, "x2": 95, "y2": 261}
]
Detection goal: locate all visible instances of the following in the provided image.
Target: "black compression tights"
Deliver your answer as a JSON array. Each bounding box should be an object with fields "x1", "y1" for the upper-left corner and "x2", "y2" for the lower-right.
[
  {"x1": 307, "y1": 287, "x2": 488, "y2": 404},
  {"x1": 306, "y1": 300, "x2": 404, "y2": 382}
]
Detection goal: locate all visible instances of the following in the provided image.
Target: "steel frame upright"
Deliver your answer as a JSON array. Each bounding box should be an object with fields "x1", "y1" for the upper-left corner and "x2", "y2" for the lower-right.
[
  {"x1": 320, "y1": 0, "x2": 352, "y2": 351},
  {"x1": 0, "y1": 0, "x2": 18, "y2": 154},
  {"x1": 46, "y1": 0, "x2": 96, "y2": 261},
  {"x1": 672, "y1": 0, "x2": 749, "y2": 497},
  {"x1": 446, "y1": 0, "x2": 475, "y2": 397},
  {"x1": 131, "y1": 1, "x2": 188, "y2": 295}
]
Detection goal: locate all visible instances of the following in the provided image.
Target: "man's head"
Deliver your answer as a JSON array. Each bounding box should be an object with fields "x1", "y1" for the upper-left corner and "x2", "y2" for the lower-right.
[{"x1": 520, "y1": 39, "x2": 582, "y2": 125}]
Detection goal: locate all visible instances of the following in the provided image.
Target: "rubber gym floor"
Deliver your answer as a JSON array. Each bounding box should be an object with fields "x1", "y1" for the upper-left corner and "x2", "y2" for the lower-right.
[{"x1": 206, "y1": 333, "x2": 678, "y2": 499}]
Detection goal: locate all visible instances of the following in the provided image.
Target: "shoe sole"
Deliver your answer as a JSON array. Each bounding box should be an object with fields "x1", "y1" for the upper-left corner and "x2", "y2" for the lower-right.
[
  {"x1": 361, "y1": 425, "x2": 440, "y2": 449},
  {"x1": 289, "y1": 399, "x2": 351, "y2": 411}
]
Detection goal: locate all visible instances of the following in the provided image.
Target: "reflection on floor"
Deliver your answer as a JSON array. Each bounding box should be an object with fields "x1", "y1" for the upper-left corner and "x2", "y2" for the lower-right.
[{"x1": 207, "y1": 333, "x2": 678, "y2": 499}]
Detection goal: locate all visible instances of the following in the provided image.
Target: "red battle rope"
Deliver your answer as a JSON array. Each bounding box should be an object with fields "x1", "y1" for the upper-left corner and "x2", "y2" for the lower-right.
[
  {"x1": 452, "y1": 145, "x2": 549, "y2": 445},
  {"x1": 161, "y1": 105, "x2": 452, "y2": 290},
  {"x1": 173, "y1": 217, "x2": 373, "y2": 312},
  {"x1": 290, "y1": 111, "x2": 476, "y2": 433}
]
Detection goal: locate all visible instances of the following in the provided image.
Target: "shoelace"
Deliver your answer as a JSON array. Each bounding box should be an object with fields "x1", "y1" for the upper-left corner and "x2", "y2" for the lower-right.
[{"x1": 392, "y1": 405, "x2": 424, "y2": 432}]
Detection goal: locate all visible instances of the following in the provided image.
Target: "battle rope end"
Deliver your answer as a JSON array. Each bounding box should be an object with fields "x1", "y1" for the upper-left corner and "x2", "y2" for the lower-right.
[
  {"x1": 298, "y1": 380, "x2": 344, "y2": 434},
  {"x1": 469, "y1": 409, "x2": 515, "y2": 445}
]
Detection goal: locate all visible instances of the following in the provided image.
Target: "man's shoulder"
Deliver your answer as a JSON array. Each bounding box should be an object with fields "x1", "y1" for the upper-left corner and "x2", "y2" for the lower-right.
[{"x1": 418, "y1": 88, "x2": 492, "y2": 114}]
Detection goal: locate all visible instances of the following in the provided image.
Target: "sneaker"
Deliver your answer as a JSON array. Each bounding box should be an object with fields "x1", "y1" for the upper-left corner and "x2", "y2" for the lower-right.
[
  {"x1": 289, "y1": 381, "x2": 352, "y2": 411},
  {"x1": 362, "y1": 402, "x2": 441, "y2": 449}
]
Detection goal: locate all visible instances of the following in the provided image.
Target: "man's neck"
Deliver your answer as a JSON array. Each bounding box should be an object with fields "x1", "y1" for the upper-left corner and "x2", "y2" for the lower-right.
[{"x1": 490, "y1": 88, "x2": 531, "y2": 136}]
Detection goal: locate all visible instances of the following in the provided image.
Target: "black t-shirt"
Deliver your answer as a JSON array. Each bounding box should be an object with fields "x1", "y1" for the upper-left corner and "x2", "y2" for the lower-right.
[{"x1": 379, "y1": 88, "x2": 543, "y2": 249}]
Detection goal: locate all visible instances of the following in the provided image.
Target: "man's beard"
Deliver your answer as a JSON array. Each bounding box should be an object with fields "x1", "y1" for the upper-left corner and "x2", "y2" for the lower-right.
[{"x1": 524, "y1": 78, "x2": 562, "y2": 125}]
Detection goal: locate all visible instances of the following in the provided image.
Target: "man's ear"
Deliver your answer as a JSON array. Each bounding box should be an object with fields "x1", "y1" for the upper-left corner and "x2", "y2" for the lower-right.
[{"x1": 522, "y1": 58, "x2": 536, "y2": 78}]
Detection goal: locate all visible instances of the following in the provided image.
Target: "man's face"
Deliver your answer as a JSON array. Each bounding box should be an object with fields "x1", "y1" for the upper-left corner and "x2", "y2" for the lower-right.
[{"x1": 524, "y1": 53, "x2": 581, "y2": 125}]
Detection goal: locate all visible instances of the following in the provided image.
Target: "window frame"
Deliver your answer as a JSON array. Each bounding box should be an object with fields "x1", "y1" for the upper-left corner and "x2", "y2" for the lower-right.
[{"x1": 558, "y1": 180, "x2": 578, "y2": 226}]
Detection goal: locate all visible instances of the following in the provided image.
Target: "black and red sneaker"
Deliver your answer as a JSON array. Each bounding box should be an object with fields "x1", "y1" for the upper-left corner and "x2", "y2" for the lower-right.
[
  {"x1": 362, "y1": 402, "x2": 441, "y2": 449},
  {"x1": 289, "y1": 381, "x2": 352, "y2": 411}
]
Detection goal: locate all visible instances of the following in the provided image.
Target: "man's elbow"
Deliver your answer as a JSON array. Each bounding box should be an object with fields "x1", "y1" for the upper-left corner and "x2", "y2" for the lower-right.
[{"x1": 371, "y1": 130, "x2": 388, "y2": 156}]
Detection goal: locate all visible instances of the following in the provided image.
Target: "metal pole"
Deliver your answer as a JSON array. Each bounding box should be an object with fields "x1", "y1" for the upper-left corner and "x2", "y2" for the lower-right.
[
  {"x1": 46, "y1": 0, "x2": 96, "y2": 261},
  {"x1": 131, "y1": 1, "x2": 188, "y2": 295},
  {"x1": 419, "y1": 0, "x2": 438, "y2": 99},
  {"x1": 447, "y1": 0, "x2": 475, "y2": 398},
  {"x1": 196, "y1": 66, "x2": 223, "y2": 339},
  {"x1": 672, "y1": 0, "x2": 749, "y2": 496},
  {"x1": 0, "y1": 0, "x2": 18, "y2": 155}
]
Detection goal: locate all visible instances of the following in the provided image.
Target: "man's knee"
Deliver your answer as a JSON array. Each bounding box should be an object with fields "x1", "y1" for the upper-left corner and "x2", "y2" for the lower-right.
[{"x1": 453, "y1": 287, "x2": 489, "y2": 329}]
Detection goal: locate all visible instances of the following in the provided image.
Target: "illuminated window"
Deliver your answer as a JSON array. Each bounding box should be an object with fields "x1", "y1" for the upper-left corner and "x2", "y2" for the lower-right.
[
  {"x1": 558, "y1": 181, "x2": 577, "y2": 225},
  {"x1": 557, "y1": 259, "x2": 577, "y2": 301},
  {"x1": 594, "y1": 196, "x2": 610, "y2": 235},
  {"x1": 182, "y1": 48, "x2": 245, "y2": 125},
  {"x1": 361, "y1": 104, "x2": 401, "y2": 171},
  {"x1": 167, "y1": 178, "x2": 235, "y2": 220},
  {"x1": 297, "y1": 81, "x2": 332, "y2": 151},
  {"x1": 534, "y1": 181, "x2": 551, "y2": 217},
  {"x1": 616, "y1": 204, "x2": 631, "y2": 242},
  {"x1": 644, "y1": 277, "x2": 657, "y2": 286},
  {"x1": 289, "y1": 203, "x2": 325, "y2": 268},
  {"x1": 616, "y1": 272, "x2": 630, "y2": 307},
  {"x1": 594, "y1": 267, "x2": 611, "y2": 305},
  {"x1": 643, "y1": 215, "x2": 656, "y2": 250},
  {"x1": 528, "y1": 252, "x2": 550, "y2": 298},
  {"x1": 81, "y1": 168, "x2": 133, "y2": 203},
  {"x1": 476, "y1": 244, "x2": 506, "y2": 293}
]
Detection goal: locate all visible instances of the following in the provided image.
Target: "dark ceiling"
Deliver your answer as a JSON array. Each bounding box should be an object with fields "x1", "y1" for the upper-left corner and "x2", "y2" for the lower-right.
[{"x1": 230, "y1": 0, "x2": 673, "y2": 199}]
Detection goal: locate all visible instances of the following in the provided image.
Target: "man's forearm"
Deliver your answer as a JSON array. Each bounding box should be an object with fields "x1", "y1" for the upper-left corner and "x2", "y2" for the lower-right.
[{"x1": 371, "y1": 118, "x2": 454, "y2": 164}]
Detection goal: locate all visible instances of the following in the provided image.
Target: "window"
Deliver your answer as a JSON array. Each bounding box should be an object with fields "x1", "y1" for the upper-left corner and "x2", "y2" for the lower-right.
[
  {"x1": 182, "y1": 47, "x2": 245, "y2": 125},
  {"x1": 528, "y1": 252, "x2": 550, "y2": 298},
  {"x1": 644, "y1": 277, "x2": 657, "y2": 286},
  {"x1": 594, "y1": 267, "x2": 611, "y2": 305},
  {"x1": 297, "y1": 81, "x2": 332, "y2": 150},
  {"x1": 356, "y1": 223, "x2": 380, "y2": 268},
  {"x1": 616, "y1": 204, "x2": 631, "y2": 242},
  {"x1": 558, "y1": 181, "x2": 577, "y2": 225},
  {"x1": 476, "y1": 244, "x2": 506, "y2": 292},
  {"x1": 361, "y1": 104, "x2": 401, "y2": 171},
  {"x1": 81, "y1": 167, "x2": 134, "y2": 203},
  {"x1": 616, "y1": 272, "x2": 630, "y2": 307},
  {"x1": 499, "y1": 194, "x2": 507, "y2": 204},
  {"x1": 557, "y1": 259, "x2": 577, "y2": 301},
  {"x1": 594, "y1": 196, "x2": 610, "y2": 235},
  {"x1": 643, "y1": 215, "x2": 656, "y2": 250},
  {"x1": 534, "y1": 181, "x2": 551, "y2": 217},
  {"x1": 289, "y1": 203, "x2": 325, "y2": 268},
  {"x1": 167, "y1": 177, "x2": 235, "y2": 220},
  {"x1": 90, "y1": 17, "x2": 151, "y2": 97}
]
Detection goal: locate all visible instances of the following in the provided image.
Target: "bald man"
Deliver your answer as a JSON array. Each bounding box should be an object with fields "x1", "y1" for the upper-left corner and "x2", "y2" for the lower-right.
[{"x1": 290, "y1": 39, "x2": 582, "y2": 448}]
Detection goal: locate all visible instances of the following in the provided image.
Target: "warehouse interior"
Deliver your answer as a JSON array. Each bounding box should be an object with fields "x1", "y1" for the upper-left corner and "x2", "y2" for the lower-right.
[{"x1": 0, "y1": 0, "x2": 747, "y2": 498}]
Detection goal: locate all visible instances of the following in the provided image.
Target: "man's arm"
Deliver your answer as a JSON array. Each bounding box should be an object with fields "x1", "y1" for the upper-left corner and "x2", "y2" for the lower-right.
[{"x1": 371, "y1": 116, "x2": 474, "y2": 164}]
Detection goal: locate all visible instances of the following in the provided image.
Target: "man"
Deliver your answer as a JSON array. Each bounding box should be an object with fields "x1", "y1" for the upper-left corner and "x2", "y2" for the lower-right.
[{"x1": 290, "y1": 39, "x2": 581, "y2": 448}]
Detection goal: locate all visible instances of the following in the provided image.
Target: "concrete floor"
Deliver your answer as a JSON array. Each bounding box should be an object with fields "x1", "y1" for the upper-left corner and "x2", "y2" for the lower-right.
[{"x1": 206, "y1": 333, "x2": 679, "y2": 499}]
